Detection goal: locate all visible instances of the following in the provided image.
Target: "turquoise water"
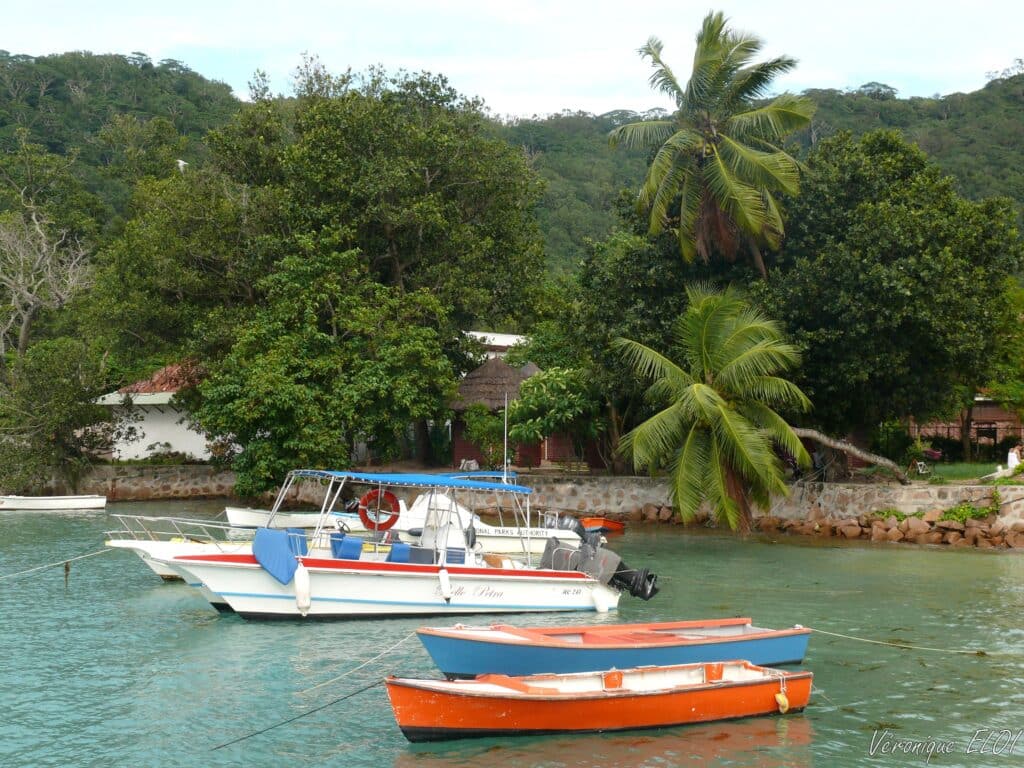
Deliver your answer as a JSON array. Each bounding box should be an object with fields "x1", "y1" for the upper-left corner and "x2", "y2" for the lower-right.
[{"x1": 2, "y1": 500, "x2": 1023, "y2": 767}]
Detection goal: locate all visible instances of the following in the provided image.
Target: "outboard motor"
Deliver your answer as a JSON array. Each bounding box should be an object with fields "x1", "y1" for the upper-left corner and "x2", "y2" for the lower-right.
[
  {"x1": 574, "y1": 540, "x2": 660, "y2": 601},
  {"x1": 610, "y1": 562, "x2": 659, "y2": 601},
  {"x1": 556, "y1": 515, "x2": 604, "y2": 548}
]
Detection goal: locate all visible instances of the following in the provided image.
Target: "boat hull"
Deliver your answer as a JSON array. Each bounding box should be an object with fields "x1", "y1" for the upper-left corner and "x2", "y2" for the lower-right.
[
  {"x1": 224, "y1": 506, "x2": 364, "y2": 531},
  {"x1": 580, "y1": 517, "x2": 625, "y2": 534},
  {"x1": 105, "y1": 538, "x2": 253, "y2": 579},
  {"x1": 1, "y1": 494, "x2": 106, "y2": 511},
  {"x1": 386, "y1": 662, "x2": 812, "y2": 742},
  {"x1": 418, "y1": 618, "x2": 811, "y2": 677},
  {"x1": 167, "y1": 554, "x2": 620, "y2": 618}
]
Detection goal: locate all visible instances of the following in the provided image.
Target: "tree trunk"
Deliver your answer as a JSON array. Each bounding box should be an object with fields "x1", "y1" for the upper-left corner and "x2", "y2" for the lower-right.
[
  {"x1": 792, "y1": 427, "x2": 910, "y2": 485},
  {"x1": 959, "y1": 406, "x2": 973, "y2": 463},
  {"x1": 413, "y1": 419, "x2": 433, "y2": 466}
]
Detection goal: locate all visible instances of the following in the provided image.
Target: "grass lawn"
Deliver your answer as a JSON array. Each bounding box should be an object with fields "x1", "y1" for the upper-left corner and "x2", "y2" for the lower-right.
[{"x1": 928, "y1": 462, "x2": 998, "y2": 482}]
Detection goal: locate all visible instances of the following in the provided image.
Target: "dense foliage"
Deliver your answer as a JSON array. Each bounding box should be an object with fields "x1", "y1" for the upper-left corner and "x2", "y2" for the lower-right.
[
  {"x1": 754, "y1": 131, "x2": 1024, "y2": 436},
  {"x1": 2, "y1": 43, "x2": 1023, "y2": 494}
]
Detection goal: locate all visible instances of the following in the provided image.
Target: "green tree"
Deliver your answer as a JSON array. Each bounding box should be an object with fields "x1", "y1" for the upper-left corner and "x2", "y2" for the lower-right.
[
  {"x1": 615, "y1": 284, "x2": 810, "y2": 531},
  {"x1": 287, "y1": 68, "x2": 546, "y2": 331},
  {"x1": 609, "y1": 12, "x2": 815, "y2": 276},
  {"x1": 188, "y1": 250, "x2": 456, "y2": 495},
  {"x1": 0, "y1": 338, "x2": 122, "y2": 492},
  {"x1": 508, "y1": 367, "x2": 604, "y2": 463},
  {"x1": 462, "y1": 404, "x2": 506, "y2": 469},
  {"x1": 755, "y1": 131, "x2": 1024, "y2": 440}
]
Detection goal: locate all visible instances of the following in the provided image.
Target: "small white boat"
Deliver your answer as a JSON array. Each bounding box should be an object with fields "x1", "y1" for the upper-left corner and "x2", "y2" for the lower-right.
[
  {"x1": 225, "y1": 506, "x2": 325, "y2": 529},
  {"x1": 0, "y1": 494, "x2": 107, "y2": 511}
]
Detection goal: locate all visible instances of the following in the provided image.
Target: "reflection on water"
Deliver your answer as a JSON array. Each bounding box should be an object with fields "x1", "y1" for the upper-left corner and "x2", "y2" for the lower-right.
[
  {"x1": 2, "y1": 500, "x2": 1023, "y2": 767},
  {"x1": 393, "y1": 717, "x2": 813, "y2": 768}
]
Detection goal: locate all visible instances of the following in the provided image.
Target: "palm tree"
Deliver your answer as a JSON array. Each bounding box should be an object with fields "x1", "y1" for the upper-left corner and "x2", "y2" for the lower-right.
[
  {"x1": 615, "y1": 284, "x2": 810, "y2": 531},
  {"x1": 609, "y1": 12, "x2": 815, "y2": 277}
]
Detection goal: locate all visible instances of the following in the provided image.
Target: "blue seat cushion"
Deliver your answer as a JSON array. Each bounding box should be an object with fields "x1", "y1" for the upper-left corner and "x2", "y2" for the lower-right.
[
  {"x1": 385, "y1": 542, "x2": 411, "y2": 563},
  {"x1": 252, "y1": 527, "x2": 297, "y2": 585},
  {"x1": 330, "y1": 532, "x2": 363, "y2": 560}
]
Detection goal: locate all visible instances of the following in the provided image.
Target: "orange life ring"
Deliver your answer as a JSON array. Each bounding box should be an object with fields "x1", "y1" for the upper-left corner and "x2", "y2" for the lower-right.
[{"x1": 358, "y1": 489, "x2": 400, "y2": 531}]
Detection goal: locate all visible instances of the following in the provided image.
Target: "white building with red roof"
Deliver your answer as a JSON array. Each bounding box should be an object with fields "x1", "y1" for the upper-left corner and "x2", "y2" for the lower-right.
[{"x1": 96, "y1": 363, "x2": 211, "y2": 460}]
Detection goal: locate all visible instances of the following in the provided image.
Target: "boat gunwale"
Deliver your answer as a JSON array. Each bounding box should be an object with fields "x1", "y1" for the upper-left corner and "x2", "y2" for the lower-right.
[
  {"x1": 172, "y1": 553, "x2": 596, "y2": 580},
  {"x1": 385, "y1": 666, "x2": 813, "y2": 702},
  {"x1": 418, "y1": 618, "x2": 811, "y2": 647}
]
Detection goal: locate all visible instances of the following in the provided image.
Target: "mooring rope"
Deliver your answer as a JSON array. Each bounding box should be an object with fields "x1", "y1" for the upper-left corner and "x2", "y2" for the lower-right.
[
  {"x1": 211, "y1": 679, "x2": 383, "y2": 751},
  {"x1": 300, "y1": 630, "x2": 417, "y2": 694},
  {"x1": 809, "y1": 626, "x2": 1003, "y2": 656},
  {"x1": 0, "y1": 547, "x2": 113, "y2": 580}
]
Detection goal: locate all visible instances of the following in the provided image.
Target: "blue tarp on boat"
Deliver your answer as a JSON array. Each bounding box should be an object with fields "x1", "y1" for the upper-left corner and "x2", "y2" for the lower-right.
[
  {"x1": 286, "y1": 469, "x2": 531, "y2": 494},
  {"x1": 252, "y1": 527, "x2": 298, "y2": 585}
]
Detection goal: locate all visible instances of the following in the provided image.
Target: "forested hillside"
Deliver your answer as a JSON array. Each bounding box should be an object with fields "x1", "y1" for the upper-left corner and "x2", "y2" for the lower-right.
[
  {"x1": 505, "y1": 74, "x2": 1024, "y2": 270},
  {"x1": 496, "y1": 111, "x2": 649, "y2": 272},
  {"x1": 794, "y1": 76, "x2": 1024, "y2": 204},
  {"x1": 0, "y1": 51, "x2": 240, "y2": 221},
  {"x1": 1, "y1": 51, "x2": 1022, "y2": 271}
]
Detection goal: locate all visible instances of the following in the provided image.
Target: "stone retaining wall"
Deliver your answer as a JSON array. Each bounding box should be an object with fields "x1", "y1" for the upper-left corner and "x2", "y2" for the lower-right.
[
  {"x1": 69, "y1": 465, "x2": 1024, "y2": 549},
  {"x1": 72, "y1": 465, "x2": 236, "y2": 501}
]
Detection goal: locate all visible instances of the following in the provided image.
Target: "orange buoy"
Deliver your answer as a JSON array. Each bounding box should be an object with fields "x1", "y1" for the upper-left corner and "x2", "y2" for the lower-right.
[{"x1": 358, "y1": 489, "x2": 401, "y2": 531}]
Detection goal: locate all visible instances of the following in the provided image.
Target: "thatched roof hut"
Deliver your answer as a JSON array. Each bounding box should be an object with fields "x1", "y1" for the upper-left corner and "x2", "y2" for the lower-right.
[{"x1": 451, "y1": 357, "x2": 539, "y2": 412}]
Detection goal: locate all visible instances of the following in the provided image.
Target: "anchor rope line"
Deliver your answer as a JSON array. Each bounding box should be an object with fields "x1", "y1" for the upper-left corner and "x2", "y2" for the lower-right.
[
  {"x1": 211, "y1": 679, "x2": 383, "y2": 751},
  {"x1": 809, "y1": 626, "x2": 1006, "y2": 656},
  {"x1": 300, "y1": 630, "x2": 417, "y2": 694},
  {"x1": 0, "y1": 547, "x2": 113, "y2": 580}
]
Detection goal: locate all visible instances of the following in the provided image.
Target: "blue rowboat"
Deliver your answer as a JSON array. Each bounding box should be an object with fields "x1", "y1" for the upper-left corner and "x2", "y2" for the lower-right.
[{"x1": 417, "y1": 617, "x2": 810, "y2": 678}]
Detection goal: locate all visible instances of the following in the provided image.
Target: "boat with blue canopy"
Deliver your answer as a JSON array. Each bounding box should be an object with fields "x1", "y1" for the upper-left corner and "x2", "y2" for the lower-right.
[{"x1": 157, "y1": 469, "x2": 659, "y2": 619}]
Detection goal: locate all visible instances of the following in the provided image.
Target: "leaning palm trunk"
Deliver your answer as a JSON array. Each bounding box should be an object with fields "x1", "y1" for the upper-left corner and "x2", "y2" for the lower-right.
[{"x1": 791, "y1": 428, "x2": 909, "y2": 485}]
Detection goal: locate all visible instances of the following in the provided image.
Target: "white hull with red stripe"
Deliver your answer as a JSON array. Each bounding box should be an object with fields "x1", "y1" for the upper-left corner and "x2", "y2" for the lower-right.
[{"x1": 167, "y1": 553, "x2": 620, "y2": 618}]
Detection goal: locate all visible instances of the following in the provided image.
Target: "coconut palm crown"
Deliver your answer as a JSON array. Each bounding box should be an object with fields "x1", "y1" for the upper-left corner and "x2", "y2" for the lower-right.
[
  {"x1": 615, "y1": 284, "x2": 811, "y2": 531},
  {"x1": 609, "y1": 12, "x2": 815, "y2": 277}
]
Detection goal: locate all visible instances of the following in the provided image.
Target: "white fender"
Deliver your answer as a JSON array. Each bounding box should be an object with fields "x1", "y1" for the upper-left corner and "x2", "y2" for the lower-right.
[
  {"x1": 294, "y1": 561, "x2": 311, "y2": 616},
  {"x1": 438, "y1": 568, "x2": 452, "y2": 603},
  {"x1": 592, "y1": 585, "x2": 613, "y2": 613}
]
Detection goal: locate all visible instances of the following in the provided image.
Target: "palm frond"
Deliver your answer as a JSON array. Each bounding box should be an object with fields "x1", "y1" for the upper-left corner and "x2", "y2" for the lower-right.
[
  {"x1": 668, "y1": 426, "x2": 710, "y2": 521},
  {"x1": 720, "y1": 57, "x2": 799, "y2": 107},
  {"x1": 613, "y1": 336, "x2": 690, "y2": 383},
  {"x1": 704, "y1": 147, "x2": 769, "y2": 237},
  {"x1": 725, "y1": 95, "x2": 815, "y2": 141},
  {"x1": 620, "y1": 400, "x2": 690, "y2": 470},
  {"x1": 638, "y1": 37, "x2": 686, "y2": 105},
  {"x1": 716, "y1": 135, "x2": 801, "y2": 196},
  {"x1": 706, "y1": 437, "x2": 740, "y2": 528},
  {"x1": 740, "y1": 375, "x2": 812, "y2": 411},
  {"x1": 716, "y1": 337, "x2": 803, "y2": 392},
  {"x1": 676, "y1": 173, "x2": 702, "y2": 263},
  {"x1": 608, "y1": 120, "x2": 677, "y2": 150},
  {"x1": 739, "y1": 402, "x2": 811, "y2": 467},
  {"x1": 711, "y1": 403, "x2": 777, "y2": 483}
]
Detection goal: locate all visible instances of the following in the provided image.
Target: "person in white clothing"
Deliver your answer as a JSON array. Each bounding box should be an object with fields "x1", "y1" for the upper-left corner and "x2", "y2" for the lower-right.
[{"x1": 1008, "y1": 444, "x2": 1021, "y2": 470}]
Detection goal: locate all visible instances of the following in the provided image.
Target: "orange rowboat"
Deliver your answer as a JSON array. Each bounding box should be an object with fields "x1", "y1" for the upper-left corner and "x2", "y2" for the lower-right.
[
  {"x1": 580, "y1": 516, "x2": 625, "y2": 534},
  {"x1": 385, "y1": 660, "x2": 811, "y2": 742}
]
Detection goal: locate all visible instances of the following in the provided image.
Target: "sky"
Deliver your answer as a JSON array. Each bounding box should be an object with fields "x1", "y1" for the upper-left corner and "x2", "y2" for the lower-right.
[{"x1": 4, "y1": 1, "x2": 1023, "y2": 117}]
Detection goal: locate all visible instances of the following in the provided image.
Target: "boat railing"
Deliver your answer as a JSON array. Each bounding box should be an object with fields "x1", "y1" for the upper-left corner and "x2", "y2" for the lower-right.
[{"x1": 106, "y1": 514, "x2": 243, "y2": 544}]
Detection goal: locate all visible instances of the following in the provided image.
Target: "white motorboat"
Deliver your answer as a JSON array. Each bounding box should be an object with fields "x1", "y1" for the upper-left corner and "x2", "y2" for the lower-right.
[
  {"x1": 226, "y1": 484, "x2": 580, "y2": 557},
  {"x1": 158, "y1": 469, "x2": 659, "y2": 619},
  {"x1": 0, "y1": 494, "x2": 107, "y2": 511}
]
